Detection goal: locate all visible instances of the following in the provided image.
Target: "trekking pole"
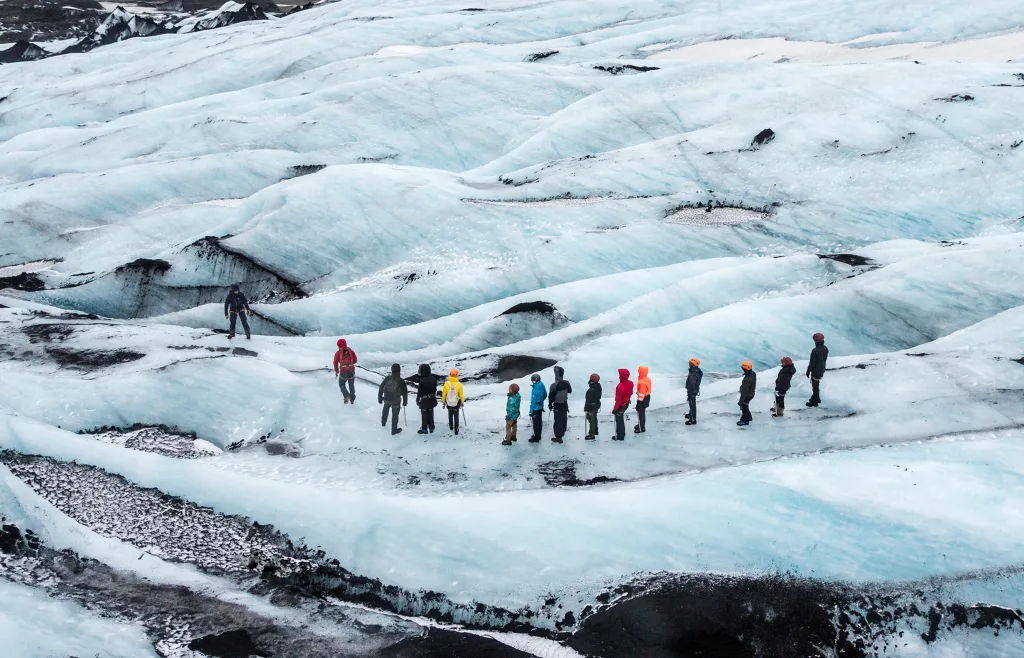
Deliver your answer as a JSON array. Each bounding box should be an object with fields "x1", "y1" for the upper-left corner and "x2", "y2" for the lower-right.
[{"x1": 461, "y1": 405, "x2": 468, "y2": 429}]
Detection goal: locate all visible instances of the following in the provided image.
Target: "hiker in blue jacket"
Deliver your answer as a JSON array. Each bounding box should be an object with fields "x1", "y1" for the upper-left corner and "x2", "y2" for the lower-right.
[{"x1": 528, "y1": 373, "x2": 547, "y2": 443}]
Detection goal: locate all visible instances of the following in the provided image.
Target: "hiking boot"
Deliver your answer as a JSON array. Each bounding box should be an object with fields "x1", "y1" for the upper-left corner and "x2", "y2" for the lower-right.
[
  {"x1": 806, "y1": 401, "x2": 818, "y2": 407},
  {"x1": 502, "y1": 440, "x2": 513, "y2": 446},
  {"x1": 584, "y1": 435, "x2": 595, "y2": 441},
  {"x1": 454, "y1": 429, "x2": 459, "y2": 436},
  {"x1": 528, "y1": 436, "x2": 541, "y2": 443},
  {"x1": 633, "y1": 425, "x2": 641, "y2": 434},
  {"x1": 551, "y1": 437, "x2": 563, "y2": 444},
  {"x1": 343, "y1": 398, "x2": 350, "y2": 405},
  {"x1": 612, "y1": 436, "x2": 624, "y2": 441},
  {"x1": 684, "y1": 413, "x2": 691, "y2": 420},
  {"x1": 772, "y1": 411, "x2": 783, "y2": 418},
  {"x1": 246, "y1": 333, "x2": 251, "y2": 340},
  {"x1": 381, "y1": 419, "x2": 387, "y2": 428},
  {"x1": 417, "y1": 428, "x2": 428, "y2": 434},
  {"x1": 737, "y1": 420, "x2": 749, "y2": 427},
  {"x1": 685, "y1": 420, "x2": 696, "y2": 426},
  {"x1": 511, "y1": 436, "x2": 517, "y2": 442},
  {"x1": 227, "y1": 333, "x2": 235, "y2": 340}
]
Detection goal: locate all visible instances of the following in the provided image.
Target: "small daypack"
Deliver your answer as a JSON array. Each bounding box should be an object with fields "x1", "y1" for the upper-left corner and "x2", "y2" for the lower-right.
[
  {"x1": 445, "y1": 383, "x2": 461, "y2": 406},
  {"x1": 383, "y1": 377, "x2": 400, "y2": 400}
]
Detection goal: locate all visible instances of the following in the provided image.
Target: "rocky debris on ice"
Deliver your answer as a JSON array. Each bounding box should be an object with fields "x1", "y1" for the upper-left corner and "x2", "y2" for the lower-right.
[
  {"x1": 264, "y1": 438, "x2": 303, "y2": 457},
  {"x1": 85, "y1": 425, "x2": 222, "y2": 459}
]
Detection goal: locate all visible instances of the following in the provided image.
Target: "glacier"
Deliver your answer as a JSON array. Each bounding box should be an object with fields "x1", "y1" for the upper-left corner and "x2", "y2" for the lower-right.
[{"x1": 1, "y1": 0, "x2": 1023, "y2": 654}]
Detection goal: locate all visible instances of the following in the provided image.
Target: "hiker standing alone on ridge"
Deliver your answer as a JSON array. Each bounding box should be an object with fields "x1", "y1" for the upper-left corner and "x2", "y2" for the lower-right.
[
  {"x1": 612, "y1": 369, "x2": 633, "y2": 441},
  {"x1": 528, "y1": 374, "x2": 547, "y2": 443},
  {"x1": 224, "y1": 283, "x2": 251, "y2": 340},
  {"x1": 333, "y1": 339, "x2": 358, "y2": 404},
  {"x1": 378, "y1": 364, "x2": 408, "y2": 435},
  {"x1": 806, "y1": 332, "x2": 829, "y2": 407},
  {"x1": 634, "y1": 365, "x2": 651, "y2": 434},
  {"x1": 684, "y1": 358, "x2": 702, "y2": 426},
  {"x1": 411, "y1": 364, "x2": 440, "y2": 434},
  {"x1": 441, "y1": 369, "x2": 465, "y2": 435},
  {"x1": 548, "y1": 366, "x2": 572, "y2": 444},
  {"x1": 583, "y1": 373, "x2": 601, "y2": 440}
]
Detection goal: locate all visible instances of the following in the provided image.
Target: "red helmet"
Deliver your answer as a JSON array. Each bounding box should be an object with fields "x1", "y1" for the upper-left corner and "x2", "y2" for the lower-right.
[
  {"x1": 589, "y1": 373, "x2": 600, "y2": 383},
  {"x1": 781, "y1": 356, "x2": 793, "y2": 366},
  {"x1": 813, "y1": 332, "x2": 824, "y2": 342},
  {"x1": 509, "y1": 383, "x2": 520, "y2": 394},
  {"x1": 337, "y1": 338, "x2": 347, "y2": 349}
]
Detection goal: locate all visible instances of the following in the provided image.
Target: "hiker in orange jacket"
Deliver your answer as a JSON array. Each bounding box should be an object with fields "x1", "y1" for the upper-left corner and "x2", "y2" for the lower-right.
[{"x1": 634, "y1": 365, "x2": 651, "y2": 434}]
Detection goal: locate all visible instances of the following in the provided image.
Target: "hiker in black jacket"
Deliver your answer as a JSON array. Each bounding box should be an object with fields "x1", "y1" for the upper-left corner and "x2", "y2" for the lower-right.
[
  {"x1": 378, "y1": 363, "x2": 408, "y2": 435},
  {"x1": 410, "y1": 364, "x2": 440, "y2": 434},
  {"x1": 583, "y1": 373, "x2": 601, "y2": 440},
  {"x1": 684, "y1": 358, "x2": 702, "y2": 426},
  {"x1": 548, "y1": 366, "x2": 572, "y2": 444},
  {"x1": 772, "y1": 357, "x2": 797, "y2": 417},
  {"x1": 223, "y1": 283, "x2": 251, "y2": 339},
  {"x1": 737, "y1": 361, "x2": 755, "y2": 426},
  {"x1": 805, "y1": 332, "x2": 829, "y2": 407}
]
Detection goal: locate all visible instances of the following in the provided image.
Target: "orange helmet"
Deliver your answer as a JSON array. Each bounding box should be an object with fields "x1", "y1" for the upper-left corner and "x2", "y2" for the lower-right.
[
  {"x1": 741, "y1": 361, "x2": 753, "y2": 371},
  {"x1": 689, "y1": 357, "x2": 701, "y2": 367},
  {"x1": 449, "y1": 368, "x2": 459, "y2": 377}
]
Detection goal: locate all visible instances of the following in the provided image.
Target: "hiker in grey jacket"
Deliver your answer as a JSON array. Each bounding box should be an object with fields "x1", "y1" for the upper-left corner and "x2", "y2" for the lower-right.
[{"x1": 378, "y1": 363, "x2": 408, "y2": 435}]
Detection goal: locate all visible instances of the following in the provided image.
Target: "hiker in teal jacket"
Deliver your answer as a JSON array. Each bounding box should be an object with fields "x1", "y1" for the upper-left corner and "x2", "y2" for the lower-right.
[{"x1": 503, "y1": 383, "x2": 522, "y2": 446}]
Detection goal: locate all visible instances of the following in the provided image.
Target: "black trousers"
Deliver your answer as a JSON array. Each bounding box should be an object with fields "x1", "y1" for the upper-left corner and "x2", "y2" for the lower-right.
[
  {"x1": 381, "y1": 403, "x2": 400, "y2": 432},
  {"x1": 687, "y1": 394, "x2": 697, "y2": 422},
  {"x1": 635, "y1": 397, "x2": 649, "y2": 431},
  {"x1": 809, "y1": 377, "x2": 822, "y2": 404},
  {"x1": 614, "y1": 407, "x2": 626, "y2": 439},
  {"x1": 552, "y1": 405, "x2": 568, "y2": 438},
  {"x1": 585, "y1": 411, "x2": 599, "y2": 436},
  {"x1": 447, "y1": 406, "x2": 460, "y2": 433},
  {"x1": 740, "y1": 401, "x2": 752, "y2": 422},
  {"x1": 229, "y1": 311, "x2": 250, "y2": 336},
  {"x1": 419, "y1": 406, "x2": 435, "y2": 432},
  {"x1": 775, "y1": 393, "x2": 786, "y2": 413},
  {"x1": 531, "y1": 410, "x2": 543, "y2": 439}
]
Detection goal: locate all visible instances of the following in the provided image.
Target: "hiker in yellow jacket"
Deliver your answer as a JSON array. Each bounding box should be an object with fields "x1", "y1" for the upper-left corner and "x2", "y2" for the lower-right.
[{"x1": 441, "y1": 369, "x2": 465, "y2": 435}]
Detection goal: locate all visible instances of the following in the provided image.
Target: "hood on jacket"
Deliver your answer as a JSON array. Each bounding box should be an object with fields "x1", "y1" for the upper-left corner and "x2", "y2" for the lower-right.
[
  {"x1": 391, "y1": 363, "x2": 401, "y2": 376},
  {"x1": 553, "y1": 366, "x2": 564, "y2": 380},
  {"x1": 337, "y1": 338, "x2": 347, "y2": 349},
  {"x1": 618, "y1": 368, "x2": 630, "y2": 382},
  {"x1": 638, "y1": 365, "x2": 649, "y2": 378},
  {"x1": 448, "y1": 373, "x2": 460, "y2": 383},
  {"x1": 418, "y1": 363, "x2": 431, "y2": 376}
]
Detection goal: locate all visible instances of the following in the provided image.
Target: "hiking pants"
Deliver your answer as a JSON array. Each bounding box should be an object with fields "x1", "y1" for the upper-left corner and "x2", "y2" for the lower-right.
[
  {"x1": 809, "y1": 377, "x2": 822, "y2": 405},
  {"x1": 505, "y1": 419, "x2": 517, "y2": 442},
  {"x1": 687, "y1": 394, "x2": 697, "y2": 422},
  {"x1": 339, "y1": 374, "x2": 355, "y2": 401},
  {"x1": 635, "y1": 397, "x2": 649, "y2": 431},
  {"x1": 740, "y1": 402, "x2": 752, "y2": 423},
  {"x1": 552, "y1": 405, "x2": 568, "y2": 438},
  {"x1": 614, "y1": 407, "x2": 626, "y2": 440},
  {"x1": 775, "y1": 393, "x2": 786, "y2": 413},
  {"x1": 420, "y1": 407, "x2": 435, "y2": 432},
  {"x1": 447, "y1": 406, "x2": 460, "y2": 433},
  {"x1": 381, "y1": 403, "x2": 400, "y2": 432},
  {"x1": 531, "y1": 411, "x2": 543, "y2": 440},
  {"x1": 229, "y1": 311, "x2": 250, "y2": 336},
  {"x1": 585, "y1": 411, "x2": 599, "y2": 437}
]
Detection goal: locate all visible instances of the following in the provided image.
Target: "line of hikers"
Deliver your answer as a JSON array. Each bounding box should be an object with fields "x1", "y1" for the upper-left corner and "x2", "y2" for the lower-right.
[{"x1": 333, "y1": 333, "x2": 829, "y2": 440}]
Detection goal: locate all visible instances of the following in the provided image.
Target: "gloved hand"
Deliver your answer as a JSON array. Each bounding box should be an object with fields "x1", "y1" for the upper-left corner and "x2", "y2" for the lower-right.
[
  {"x1": 224, "y1": 315, "x2": 229, "y2": 319},
  {"x1": 505, "y1": 415, "x2": 511, "y2": 421}
]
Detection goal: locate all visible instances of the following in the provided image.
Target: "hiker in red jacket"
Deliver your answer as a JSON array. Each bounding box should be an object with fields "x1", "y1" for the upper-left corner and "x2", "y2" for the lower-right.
[
  {"x1": 612, "y1": 368, "x2": 633, "y2": 441},
  {"x1": 333, "y1": 339, "x2": 358, "y2": 404}
]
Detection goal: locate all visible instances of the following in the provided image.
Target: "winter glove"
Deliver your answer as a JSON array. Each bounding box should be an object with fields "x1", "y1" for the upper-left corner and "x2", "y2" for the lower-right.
[{"x1": 505, "y1": 415, "x2": 511, "y2": 421}]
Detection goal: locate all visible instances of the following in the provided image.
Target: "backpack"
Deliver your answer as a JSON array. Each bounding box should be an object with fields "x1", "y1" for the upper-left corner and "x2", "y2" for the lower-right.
[
  {"x1": 341, "y1": 350, "x2": 353, "y2": 367},
  {"x1": 445, "y1": 383, "x2": 461, "y2": 406},
  {"x1": 383, "y1": 377, "x2": 400, "y2": 400}
]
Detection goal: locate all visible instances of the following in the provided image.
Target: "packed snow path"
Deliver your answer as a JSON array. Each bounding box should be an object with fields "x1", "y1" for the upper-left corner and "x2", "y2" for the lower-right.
[{"x1": 1, "y1": 0, "x2": 1024, "y2": 655}]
